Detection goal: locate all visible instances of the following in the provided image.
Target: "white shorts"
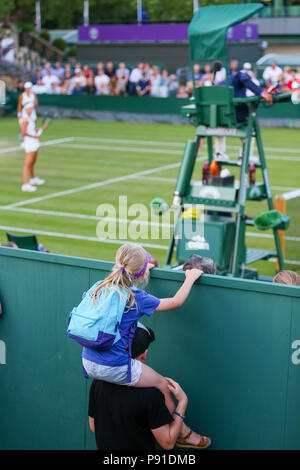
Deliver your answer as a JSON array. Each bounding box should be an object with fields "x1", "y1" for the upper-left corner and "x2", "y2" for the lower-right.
[
  {"x1": 22, "y1": 136, "x2": 40, "y2": 153},
  {"x1": 82, "y1": 357, "x2": 143, "y2": 386}
]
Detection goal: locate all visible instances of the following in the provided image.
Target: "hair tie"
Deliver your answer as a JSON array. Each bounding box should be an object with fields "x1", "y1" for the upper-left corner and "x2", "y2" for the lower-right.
[{"x1": 120, "y1": 266, "x2": 125, "y2": 272}]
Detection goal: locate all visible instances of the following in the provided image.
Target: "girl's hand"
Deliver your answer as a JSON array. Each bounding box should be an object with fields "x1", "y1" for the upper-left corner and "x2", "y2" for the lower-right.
[{"x1": 184, "y1": 268, "x2": 203, "y2": 282}]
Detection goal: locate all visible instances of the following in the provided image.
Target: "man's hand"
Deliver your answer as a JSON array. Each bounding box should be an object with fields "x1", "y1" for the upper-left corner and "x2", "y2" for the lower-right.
[
  {"x1": 261, "y1": 91, "x2": 273, "y2": 104},
  {"x1": 184, "y1": 268, "x2": 203, "y2": 283},
  {"x1": 165, "y1": 377, "x2": 188, "y2": 404}
]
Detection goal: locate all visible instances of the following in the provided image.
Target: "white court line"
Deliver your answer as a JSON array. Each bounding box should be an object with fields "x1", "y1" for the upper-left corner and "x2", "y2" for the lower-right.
[
  {"x1": 1, "y1": 226, "x2": 300, "y2": 262},
  {"x1": 5, "y1": 158, "x2": 205, "y2": 209},
  {"x1": 0, "y1": 206, "x2": 299, "y2": 243},
  {"x1": 75, "y1": 137, "x2": 186, "y2": 147},
  {"x1": 0, "y1": 137, "x2": 75, "y2": 155},
  {"x1": 0, "y1": 225, "x2": 168, "y2": 250},
  {"x1": 57, "y1": 142, "x2": 300, "y2": 161},
  {"x1": 269, "y1": 258, "x2": 300, "y2": 266},
  {"x1": 73, "y1": 137, "x2": 300, "y2": 155},
  {"x1": 57, "y1": 143, "x2": 184, "y2": 155},
  {"x1": 281, "y1": 189, "x2": 300, "y2": 201},
  {"x1": 246, "y1": 232, "x2": 300, "y2": 242},
  {"x1": 138, "y1": 176, "x2": 300, "y2": 192},
  {"x1": 0, "y1": 206, "x2": 173, "y2": 228}
]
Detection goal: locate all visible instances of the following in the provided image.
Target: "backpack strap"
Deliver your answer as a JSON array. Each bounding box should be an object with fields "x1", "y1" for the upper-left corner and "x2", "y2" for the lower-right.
[
  {"x1": 119, "y1": 320, "x2": 137, "y2": 384},
  {"x1": 83, "y1": 365, "x2": 89, "y2": 379}
]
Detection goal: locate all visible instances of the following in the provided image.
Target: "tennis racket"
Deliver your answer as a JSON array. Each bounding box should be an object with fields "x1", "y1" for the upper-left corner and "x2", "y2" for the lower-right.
[{"x1": 37, "y1": 113, "x2": 53, "y2": 136}]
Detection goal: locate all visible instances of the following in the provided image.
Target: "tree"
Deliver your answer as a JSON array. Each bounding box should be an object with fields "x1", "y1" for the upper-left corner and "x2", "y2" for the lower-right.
[{"x1": 0, "y1": 0, "x2": 239, "y2": 29}]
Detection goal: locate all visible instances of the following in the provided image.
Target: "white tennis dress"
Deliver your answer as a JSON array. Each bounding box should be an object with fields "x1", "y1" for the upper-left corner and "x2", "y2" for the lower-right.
[
  {"x1": 18, "y1": 91, "x2": 36, "y2": 126},
  {"x1": 22, "y1": 112, "x2": 40, "y2": 153}
]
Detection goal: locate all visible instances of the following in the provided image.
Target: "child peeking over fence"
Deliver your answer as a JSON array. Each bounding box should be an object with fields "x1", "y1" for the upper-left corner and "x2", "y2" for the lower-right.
[{"x1": 67, "y1": 243, "x2": 210, "y2": 448}]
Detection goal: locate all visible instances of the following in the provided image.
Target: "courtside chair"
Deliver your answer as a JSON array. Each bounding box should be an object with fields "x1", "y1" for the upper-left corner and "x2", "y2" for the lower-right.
[{"x1": 6, "y1": 231, "x2": 39, "y2": 251}]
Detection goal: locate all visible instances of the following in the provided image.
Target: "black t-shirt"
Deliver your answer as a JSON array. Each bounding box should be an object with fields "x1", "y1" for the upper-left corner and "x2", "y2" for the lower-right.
[{"x1": 88, "y1": 379, "x2": 173, "y2": 450}]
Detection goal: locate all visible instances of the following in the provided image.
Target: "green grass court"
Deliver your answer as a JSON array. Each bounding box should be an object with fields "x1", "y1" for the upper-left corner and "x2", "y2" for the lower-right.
[{"x1": 0, "y1": 117, "x2": 299, "y2": 276}]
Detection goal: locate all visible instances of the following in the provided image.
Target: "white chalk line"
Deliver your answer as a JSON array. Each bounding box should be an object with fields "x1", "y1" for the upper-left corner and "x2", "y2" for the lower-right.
[
  {"x1": 0, "y1": 137, "x2": 75, "y2": 155},
  {"x1": 0, "y1": 226, "x2": 299, "y2": 267},
  {"x1": 56, "y1": 143, "x2": 184, "y2": 155},
  {"x1": 4, "y1": 157, "x2": 205, "y2": 209},
  {"x1": 0, "y1": 206, "x2": 174, "y2": 228},
  {"x1": 0, "y1": 207, "x2": 299, "y2": 243},
  {"x1": 281, "y1": 189, "x2": 300, "y2": 201},
  {"x1": 138, "y1": 176, "x2": 300, "y2": 192},
  {"x1": 73, "y1": 137, "x2": 300, "y2": 155},
  {"x1": 0, "y1": 225, "x2": 168, "y2": 250},
  {"x1": 56, "y1": 142, "x2": 300, "y2": 161}
]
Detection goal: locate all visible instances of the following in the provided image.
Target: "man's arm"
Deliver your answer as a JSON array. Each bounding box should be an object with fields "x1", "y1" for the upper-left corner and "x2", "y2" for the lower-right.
[
  {"x1": 89, "y1": 416, "x2": 95, "y2": 433},
  {"x1": 240, "y1": 72, "x2": 273, "y2": 104},
  {"x1": 150, "y1": 378, "x2": 188, "y2": 450}
]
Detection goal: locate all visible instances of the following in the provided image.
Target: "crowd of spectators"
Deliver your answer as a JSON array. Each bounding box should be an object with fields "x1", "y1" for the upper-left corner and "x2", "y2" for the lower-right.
[
  {"x1": 262, "y1": 60, "x2": 300, "y2": 92},
  {"x1": 19, "y1": 60, "x2": 181, "y2": 98},
  {"x1": 16, "y1": 59, "x2": 300, "y2": 99}
]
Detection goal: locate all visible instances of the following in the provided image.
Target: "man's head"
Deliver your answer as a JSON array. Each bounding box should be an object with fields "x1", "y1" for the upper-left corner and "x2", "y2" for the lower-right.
[
  {"x1": 132, "y1": 323, "x2": 155, "y2": 363},
  {"x1": 270, "y1": 61, "x2": 277, "y2": 69},
  {"x1": 182, "y1": 254, "x2": 216, "y2": 275},
  {"x1": 230, "y1": 60, "x2": 238, "y2": 72}
]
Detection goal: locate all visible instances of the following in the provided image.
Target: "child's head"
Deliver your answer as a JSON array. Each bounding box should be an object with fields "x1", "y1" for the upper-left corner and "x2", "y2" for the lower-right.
[
  {"x1": 115, "y1": 243, "x2": 152, "y2": 286},
  {"x1": 92, "y1": 243, "x2": 152, "y2": 308},
  {"x1": 273, "y1": 270, "x2": 300, "y2": 286}
]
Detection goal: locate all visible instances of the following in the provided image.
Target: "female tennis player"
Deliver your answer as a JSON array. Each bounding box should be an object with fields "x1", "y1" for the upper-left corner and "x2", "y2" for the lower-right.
[
  {"x1": 20, "y1": 103, "x2": 48, "y2": 192},
  {"x1": 17, "y1": 82, "x2": 38, "y2": 125}
]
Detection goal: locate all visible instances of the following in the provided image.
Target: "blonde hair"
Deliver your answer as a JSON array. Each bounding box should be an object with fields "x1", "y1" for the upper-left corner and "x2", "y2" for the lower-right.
[
  {"x1": 273, "y1": 270, "x2": 300, "y2": 286},
  {"x1": 91, "y1": 243, "x2": 150, "y2": 309}
]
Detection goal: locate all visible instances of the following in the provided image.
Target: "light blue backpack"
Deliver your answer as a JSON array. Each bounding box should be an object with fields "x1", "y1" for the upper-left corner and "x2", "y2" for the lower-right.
[{"x1": 67, "y1": 282, "x2": 137, "y2": 351}]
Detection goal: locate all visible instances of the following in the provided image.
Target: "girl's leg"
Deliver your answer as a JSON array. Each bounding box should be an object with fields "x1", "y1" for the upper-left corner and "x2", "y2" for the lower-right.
[
  {"x1": 135, "y1": 363, "x2": 193, "y2": 440},
  {"x1": 29, "y1": 151, "x2": 38, "y2": 179},
  {"x1": 23, "y1": 152, "x2": 35, "y2": 184}
]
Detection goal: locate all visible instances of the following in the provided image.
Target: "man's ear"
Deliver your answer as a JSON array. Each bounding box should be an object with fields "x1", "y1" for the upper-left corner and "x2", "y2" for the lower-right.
[{"x1": 136, "y1": 349, "x2": 148, "y2": 363}]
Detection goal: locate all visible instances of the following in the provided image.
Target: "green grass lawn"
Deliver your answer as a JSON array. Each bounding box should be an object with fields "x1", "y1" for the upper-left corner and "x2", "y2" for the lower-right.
[{"x1": 0, "y1": 116, "x2": 299, "y2": 277}]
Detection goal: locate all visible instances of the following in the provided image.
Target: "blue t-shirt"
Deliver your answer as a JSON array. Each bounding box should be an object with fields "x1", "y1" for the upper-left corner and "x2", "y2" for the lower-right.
[{"x1": 82, "y1": 288, "x2": 160, "y2": 367}]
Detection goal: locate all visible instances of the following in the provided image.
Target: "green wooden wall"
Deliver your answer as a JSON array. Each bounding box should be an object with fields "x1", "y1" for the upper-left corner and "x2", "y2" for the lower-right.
[{"x1": 0, "y1": 246, "x2": 299, "y2": 450}]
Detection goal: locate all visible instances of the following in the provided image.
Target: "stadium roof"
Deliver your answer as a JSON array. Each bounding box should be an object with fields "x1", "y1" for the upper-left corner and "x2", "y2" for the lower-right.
[
  {"x1": 188, "y1": 3, "x2": 263, "y2": 62},
  {"x1": 256, "y1": 53, "x2": 300, "y2": 67},
  {"x1": 49, "y1": 30, "x2": 78, "y2": 44}
]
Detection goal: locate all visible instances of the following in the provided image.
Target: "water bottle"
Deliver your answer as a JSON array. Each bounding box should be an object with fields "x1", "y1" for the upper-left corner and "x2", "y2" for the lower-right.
[{"x1": 249, "y1": 163, "x2": 256, "y2": 185}]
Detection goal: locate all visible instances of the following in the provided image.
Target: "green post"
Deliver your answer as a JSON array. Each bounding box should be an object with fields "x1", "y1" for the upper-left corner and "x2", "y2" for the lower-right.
[
  {"x1": 254, "y1": 116, "x2": 285, "y2": 270},
  {"x1": 173, "y1": 138, "x2": 200, "y2": 204},
  {"x1": 231, "y1": 113, "x2": 253, "y2": 277}
]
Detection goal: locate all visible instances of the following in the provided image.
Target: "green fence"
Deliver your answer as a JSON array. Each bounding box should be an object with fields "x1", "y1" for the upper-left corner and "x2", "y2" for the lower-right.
[
  {"x1": 5, "y1": 92, "x2": 300, "y2": 126},
  {"x1": 0, "y1": 246, "x2": 299, "y2": 450}
]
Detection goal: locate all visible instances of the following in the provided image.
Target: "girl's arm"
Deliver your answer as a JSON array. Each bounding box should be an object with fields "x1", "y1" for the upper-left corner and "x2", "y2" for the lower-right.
[
  {"x1": 21, "y1": 120, "x2": 39, "y2": 139},
  {"x1": 17, "y1": 95, "x2": 22, "y2": 117},
  {"x1": 155, "y1": 269, "x2": 202, "y2": 311},
  {"x1": 21, "y1": 119, "x2": 28, "y2": 139}
]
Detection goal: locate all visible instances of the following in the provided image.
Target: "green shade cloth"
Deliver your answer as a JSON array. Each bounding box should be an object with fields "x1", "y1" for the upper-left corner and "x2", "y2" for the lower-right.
[
  {"x1": 254, "y1": 210, "x2": 283, "y2": 231},
  {"x1": 188, "y1": 3, "x2": 263, "y2": 62}
]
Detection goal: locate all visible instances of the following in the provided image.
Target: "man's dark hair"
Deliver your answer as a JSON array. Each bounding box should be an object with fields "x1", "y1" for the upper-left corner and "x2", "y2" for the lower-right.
[
  {"x1": 182, "y1": 254, "x2": 216, "y2": 275},
  {"x1": 131, "y1": 325, "x2": 155, "y2": 358}
]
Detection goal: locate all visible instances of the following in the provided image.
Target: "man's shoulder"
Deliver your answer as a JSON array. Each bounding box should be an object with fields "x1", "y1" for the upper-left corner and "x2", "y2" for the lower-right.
[{"x1": 91, "y1": 380, "x2": 164, "y2": 400}]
